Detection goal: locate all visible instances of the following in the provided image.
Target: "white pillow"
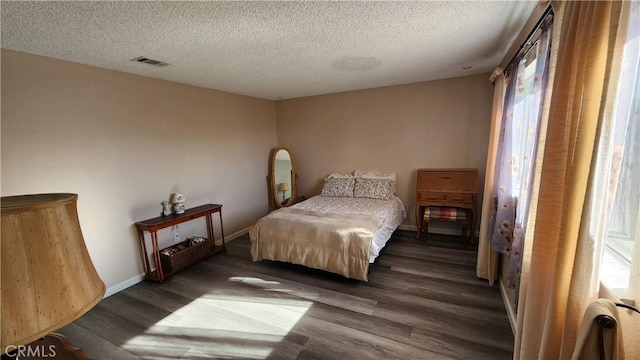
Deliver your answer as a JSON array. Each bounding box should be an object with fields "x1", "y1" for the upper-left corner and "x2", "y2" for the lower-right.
[
  {"x1": 325, "y1": 172, "x2": 355, "y2": 179},
  {"x1": 354, "y1": 170, "x2": 396, "y2": 183}
]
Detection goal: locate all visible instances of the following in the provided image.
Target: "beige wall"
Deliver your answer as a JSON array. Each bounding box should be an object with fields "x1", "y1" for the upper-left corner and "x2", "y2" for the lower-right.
[
  {"x1": 1, "y1": 49, "x2": 493, "y2": 293},
  {"x1": 275, "y1": 74, "x2": 493, "y2": 229},
  {"x1": 1, "y1": 49, "x2": 277, "y2": 291}
]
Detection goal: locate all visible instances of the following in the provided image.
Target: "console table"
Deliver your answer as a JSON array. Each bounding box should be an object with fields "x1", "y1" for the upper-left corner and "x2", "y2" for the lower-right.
[
  {"x1": 135, "y1": 204, "x2": 225, "y2": 282},
  {"x1": 415, "y1": 169, "x2": 478, "y2": 242}
]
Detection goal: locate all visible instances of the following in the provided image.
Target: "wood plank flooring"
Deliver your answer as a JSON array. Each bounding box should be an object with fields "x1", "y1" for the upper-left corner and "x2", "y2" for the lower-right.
[{"x1": 58, "y1": 230, "x2": 513, "y2": 359}]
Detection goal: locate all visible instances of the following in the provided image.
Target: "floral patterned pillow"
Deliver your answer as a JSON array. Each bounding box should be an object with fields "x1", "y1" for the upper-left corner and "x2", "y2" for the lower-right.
[
  {"x1": 321, "y1": 177, "x2": 355, "y2": 197},
  {"x1": 354, "y1": 178, "x2": 393, "y2": 199},
  {"x1": 354, "y1": 170, "x2": 397, "y2": 194}
]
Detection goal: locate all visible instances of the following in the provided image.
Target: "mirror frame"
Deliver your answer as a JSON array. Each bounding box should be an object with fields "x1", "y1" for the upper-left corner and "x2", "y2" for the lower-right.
[{"x1": 269, "y1": 147, "x2": 297, "y2": 209}]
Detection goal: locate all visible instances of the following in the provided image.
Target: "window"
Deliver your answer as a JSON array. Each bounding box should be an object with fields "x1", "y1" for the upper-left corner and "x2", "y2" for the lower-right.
[{"x1": 599, "y1": 1, "x2": 639, "y2": 303}]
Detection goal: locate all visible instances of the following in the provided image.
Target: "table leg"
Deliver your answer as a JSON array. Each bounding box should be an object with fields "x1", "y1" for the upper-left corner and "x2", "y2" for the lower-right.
[
  {"x1": 218, "y1": 209, "x2": 226, "y2": 251},
  {"x1": 471, "y1": 207, "x2": 477, "y2": 245},
  {"x1": 150, "y1": 231, "x2": 164, "y2": 282},
  {"x1": 206, "y1": 214, "x2": 214, "y2": 253},
  {"x1": 138, "y1": 230, "x2": 151, "y2": 277},
  {"x1": 415, "y1": 204, "x2": 422, "y2": 239}
]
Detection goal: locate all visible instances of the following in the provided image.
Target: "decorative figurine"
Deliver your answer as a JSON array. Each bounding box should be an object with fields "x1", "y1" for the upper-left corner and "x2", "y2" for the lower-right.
[
  {"x1": 172, "y1": 193, "x2": 186, "y2": 214},
  {"x1": 161, "y1": 201, "x2": 171, "y2": 216}
]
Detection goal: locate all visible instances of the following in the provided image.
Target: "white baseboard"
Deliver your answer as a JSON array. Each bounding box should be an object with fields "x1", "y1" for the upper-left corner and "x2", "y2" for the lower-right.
[
  {"x1": 105, "y1": 273, "x2": 145, "y2": 298},
  {"x1": 499, "y1": 278, "x2": 517, "y2": 336},
  {"x1": 223, "y1": 226, "x2": 251, "y2": 242},
  {"x1": 105, "y1": 226, "x2": 252, "y2": 298}
]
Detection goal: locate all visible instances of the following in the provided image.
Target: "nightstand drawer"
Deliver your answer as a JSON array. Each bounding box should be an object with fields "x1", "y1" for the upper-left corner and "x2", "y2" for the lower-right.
[
  {"x1": 446, "y1": 193, "x2": 474, "y2": 203},
  {"x1": 418, "y1": 192, "x2": 446, "y2": 201}
]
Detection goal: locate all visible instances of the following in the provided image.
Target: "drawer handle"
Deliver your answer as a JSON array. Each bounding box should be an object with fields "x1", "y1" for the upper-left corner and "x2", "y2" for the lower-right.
[{"x1": 441, "y1": 176, "x2": 452, "y2": 179}]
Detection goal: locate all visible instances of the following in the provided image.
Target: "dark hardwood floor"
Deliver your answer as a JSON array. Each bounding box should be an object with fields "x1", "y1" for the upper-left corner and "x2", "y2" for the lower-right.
[{"x1": 58, "y1": 230, "x2": 513, "y2": 359}]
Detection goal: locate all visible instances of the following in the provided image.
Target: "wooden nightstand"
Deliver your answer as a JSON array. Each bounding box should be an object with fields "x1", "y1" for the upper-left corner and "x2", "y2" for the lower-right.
[{"x1": 415, "y1": 169, "x2": 478, "y2": 242}]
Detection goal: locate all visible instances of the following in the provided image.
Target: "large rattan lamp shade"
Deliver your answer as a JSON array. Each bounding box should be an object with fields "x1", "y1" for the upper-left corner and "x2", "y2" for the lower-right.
[{"x1": 1, "y1": 193, "x2": 105, "y2": 349}]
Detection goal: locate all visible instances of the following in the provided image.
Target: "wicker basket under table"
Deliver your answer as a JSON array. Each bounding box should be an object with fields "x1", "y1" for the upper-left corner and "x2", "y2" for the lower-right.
[{"x1": 160, "y1": 238, "x2": 212, "y2": 275}]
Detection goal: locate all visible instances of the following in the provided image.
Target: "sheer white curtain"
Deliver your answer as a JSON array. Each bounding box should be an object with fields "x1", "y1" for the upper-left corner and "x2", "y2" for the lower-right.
[{"x1": 487, "y1": 14, "x2": 553, "y2": 292}]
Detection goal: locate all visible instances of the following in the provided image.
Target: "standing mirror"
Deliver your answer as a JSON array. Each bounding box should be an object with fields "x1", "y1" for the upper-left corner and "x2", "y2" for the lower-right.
[{"x1": 269, "y1": 148, "x2": 297, "y2": 209}]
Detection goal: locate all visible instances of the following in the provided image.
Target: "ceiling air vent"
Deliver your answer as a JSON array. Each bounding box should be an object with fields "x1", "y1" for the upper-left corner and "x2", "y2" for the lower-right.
[{"x1": 131, "y1": 56, "x2": 169, "y2": 67}]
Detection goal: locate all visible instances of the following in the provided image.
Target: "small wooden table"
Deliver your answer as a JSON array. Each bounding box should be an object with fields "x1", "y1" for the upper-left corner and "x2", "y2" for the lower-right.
[
  {"x1": 415, "y1": 169, "x2": 478, "y2": 243},
  {"x1": 135, "y1": 204, "x2": 225, "y2": 282}
]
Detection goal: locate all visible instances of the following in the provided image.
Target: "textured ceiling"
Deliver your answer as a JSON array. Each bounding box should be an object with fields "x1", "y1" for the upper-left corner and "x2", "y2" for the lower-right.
[{"x1": 1, "y1": 1, "x2": 538, "y2": 100}]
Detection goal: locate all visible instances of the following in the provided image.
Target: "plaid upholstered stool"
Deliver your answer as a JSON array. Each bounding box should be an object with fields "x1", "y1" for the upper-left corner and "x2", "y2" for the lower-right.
[{"x1": 421, "y1": 206, "x2": 469, "y2": 243}]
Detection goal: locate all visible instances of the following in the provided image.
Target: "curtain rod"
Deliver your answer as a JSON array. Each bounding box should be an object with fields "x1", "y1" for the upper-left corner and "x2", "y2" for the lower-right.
[
  {"x1": 616, "y1": 302, "x2": 640, "y2": 314},
  {"x1": 503, "y1": 5, "x2": 554, "y2": 73}
]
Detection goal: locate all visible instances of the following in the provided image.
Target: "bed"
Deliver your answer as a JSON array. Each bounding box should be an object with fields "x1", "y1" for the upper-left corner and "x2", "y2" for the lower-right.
[{"x1": 249, "y1": 171, "x2": 406, "y2": 281}]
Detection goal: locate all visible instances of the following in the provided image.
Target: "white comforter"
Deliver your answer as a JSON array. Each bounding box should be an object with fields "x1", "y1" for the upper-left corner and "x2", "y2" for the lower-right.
[{"x1": 249, "y1": 195, "x2": 405, "y2": 281}]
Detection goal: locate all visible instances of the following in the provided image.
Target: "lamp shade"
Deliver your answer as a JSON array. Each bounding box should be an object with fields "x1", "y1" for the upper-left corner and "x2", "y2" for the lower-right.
[
  {"x1": 1, "y1": 193, "x2": 105, "y2": 349},
  {"x1": 279, "y1": 183, "x2": 289, "y2": 192}
]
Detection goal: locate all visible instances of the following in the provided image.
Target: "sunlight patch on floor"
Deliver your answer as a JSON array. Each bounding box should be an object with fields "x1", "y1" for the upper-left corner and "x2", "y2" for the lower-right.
[
  {"x1": 230, "y1": 276, "x2": 321, "y2": 300},
  {"x1": 121, "y1": 277, "x2": 311, "y2": 359},
  {"x1": 121, "y1": 328, "x2": 290, "y2": 359}
]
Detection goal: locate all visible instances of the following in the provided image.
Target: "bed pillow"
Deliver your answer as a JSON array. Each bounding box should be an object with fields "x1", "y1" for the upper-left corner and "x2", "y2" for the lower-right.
[
  {"x1": 354, "y1": 170, "x2": 397, "y2": 195},
  {"x1": 354, "y1": 178, "x2": 393, "y2": 199},
  {"x1": 321, "y1": 177, "x2": 355, "y2": 197},
  {"x1": 325, "y1": 172, "x2": 354, "y2": 179},
  {"x1": 354, "y1": 170, "x2": 396, "y2": 183}
]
